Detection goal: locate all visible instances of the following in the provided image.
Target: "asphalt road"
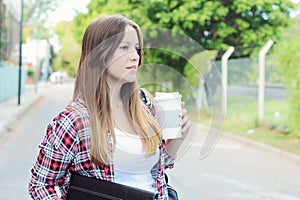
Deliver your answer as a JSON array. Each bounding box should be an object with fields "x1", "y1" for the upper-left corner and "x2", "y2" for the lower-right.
[
  {"x1": 0, "y1": 83, "x2": 299, "y2": 200},
  {"x1": 0, "y1": 83, "x2": 73, "y2": 200},
  {"x1": 168, "y1": 124, "x2": 300, "y2": 200}
]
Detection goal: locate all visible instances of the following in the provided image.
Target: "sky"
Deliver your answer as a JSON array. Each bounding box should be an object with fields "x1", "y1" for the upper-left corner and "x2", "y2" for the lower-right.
[
  {"x1": 291, "y1": 0, "x2": 300, "y2": 17},
  {"x1": 46, "y1": 0, "x2": 90, "y2": 27},
  {"x1": 45, "y1": 0, "x2": 90, "y2": 50}
]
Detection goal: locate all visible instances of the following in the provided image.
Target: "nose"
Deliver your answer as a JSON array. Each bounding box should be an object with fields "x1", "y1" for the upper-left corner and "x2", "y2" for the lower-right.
[{"x1": 130, "y1": 49, "x2": 140, "y2": 62}]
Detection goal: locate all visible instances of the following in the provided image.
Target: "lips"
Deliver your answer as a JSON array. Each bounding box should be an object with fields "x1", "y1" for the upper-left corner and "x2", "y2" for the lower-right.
[{"x1": 126, "y1": 65, "x2": 137, "y2": 70}]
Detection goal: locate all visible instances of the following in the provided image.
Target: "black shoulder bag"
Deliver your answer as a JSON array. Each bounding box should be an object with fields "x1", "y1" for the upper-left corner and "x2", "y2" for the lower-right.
[{"x1": 165, "y1": 174, "x2": 179, "y2": 200}]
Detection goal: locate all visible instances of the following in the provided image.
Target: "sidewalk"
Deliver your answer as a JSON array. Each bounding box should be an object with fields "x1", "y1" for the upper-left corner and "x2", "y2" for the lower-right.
[{"x1": 0, "y1": 84, "x2": 42, "y2": 139}]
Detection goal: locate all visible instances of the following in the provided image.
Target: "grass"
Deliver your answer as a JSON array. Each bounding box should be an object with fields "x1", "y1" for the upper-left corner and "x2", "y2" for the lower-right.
[{"x1": 188, "y1": 98, "x2": 300, "y2": 156}]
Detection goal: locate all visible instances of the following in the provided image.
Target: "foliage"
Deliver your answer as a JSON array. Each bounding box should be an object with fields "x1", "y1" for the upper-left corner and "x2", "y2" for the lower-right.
[
  {"x1": 53, "y1": 21, "x2": 80, "y2": 77},
  {"x1": 183, "y1": 50, "x2": 217, "y2": 88},
  {"x1": 0, "y1": 3, "x2": 7, "y2": 66},
  {"x1": 0, "y1": 42, "x2": 3, "y2": 67},
  {"x1": 23, "y1": 0, "x2": 63, "y2": 41},
  {"x1": 72, "y1": 0, "x2": 151, "y2": 43},
  {"x1": 27, "y1": 68, "x2": 34, "y2": 78},
  {"x1": 274, "y1": 16, "x2": 300, "y2": 137},
  {"x1": 69, "y1": 0, "x2": 294, "y2": 73},
  {"x1": 141, "y1": 0, "x2": 293, "y2": 58}
]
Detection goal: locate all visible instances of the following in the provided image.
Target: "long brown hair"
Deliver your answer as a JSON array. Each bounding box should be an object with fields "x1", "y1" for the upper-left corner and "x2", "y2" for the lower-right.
[{"x1": 73, "y1": 15, "x2": 161, "y2": 165}]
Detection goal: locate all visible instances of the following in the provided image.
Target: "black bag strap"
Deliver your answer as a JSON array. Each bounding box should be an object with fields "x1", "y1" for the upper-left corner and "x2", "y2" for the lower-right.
[{"x1": 140, "y1": 88, "x2": 153, "y2": 111}]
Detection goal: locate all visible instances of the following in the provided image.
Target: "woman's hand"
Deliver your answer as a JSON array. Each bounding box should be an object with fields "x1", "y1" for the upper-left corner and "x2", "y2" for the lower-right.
[
  {"x1": 179, "y1": 101, "x2": 191, "y2": 139},
  {"x1": 165, "y1": 101, "x2": 191, "y2": 158}
]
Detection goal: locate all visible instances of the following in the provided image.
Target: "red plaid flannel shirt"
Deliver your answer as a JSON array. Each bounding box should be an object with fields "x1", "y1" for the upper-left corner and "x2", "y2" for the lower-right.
[{"x1": 28, "y1": 94, "x2": 175, "y2": 200}]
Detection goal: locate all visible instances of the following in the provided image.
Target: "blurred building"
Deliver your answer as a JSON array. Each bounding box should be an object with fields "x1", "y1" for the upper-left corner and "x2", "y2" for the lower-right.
[
  {"x1": 0, "y1": 0, "x2": 27, "y2": 102},
  {"x1": 0, "y1": 0, "x2": 21, "y2": 66}
]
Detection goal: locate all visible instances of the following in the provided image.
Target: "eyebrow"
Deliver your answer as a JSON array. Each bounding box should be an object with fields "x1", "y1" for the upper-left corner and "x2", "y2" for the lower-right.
[{"x1": 121, "y1": 41, "x2": 139, "y2": 46}]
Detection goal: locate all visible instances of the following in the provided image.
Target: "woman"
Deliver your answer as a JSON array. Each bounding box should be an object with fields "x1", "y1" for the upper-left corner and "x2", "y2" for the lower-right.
[{"x1": 28, "y1": 14, "x2": 190, "y2": 200}]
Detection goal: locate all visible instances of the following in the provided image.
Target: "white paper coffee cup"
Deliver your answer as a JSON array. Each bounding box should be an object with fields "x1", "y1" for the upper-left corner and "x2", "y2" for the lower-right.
[{"x1": 154, "y1": 92, "x2": 182, "y2": 139}]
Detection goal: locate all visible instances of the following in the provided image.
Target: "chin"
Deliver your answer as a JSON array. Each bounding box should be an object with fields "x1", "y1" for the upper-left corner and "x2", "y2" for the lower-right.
[
  {"x1": 125, "y1": 79, "x2": 136, "y2": 84},
  {"x1": 123, "y1": 76, "x2": 137, "y2": 83}
]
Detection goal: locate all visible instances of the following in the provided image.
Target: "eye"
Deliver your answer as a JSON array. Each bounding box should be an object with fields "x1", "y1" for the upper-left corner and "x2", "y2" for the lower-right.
[{"x1": 120, "y1": 45, "x2": 129, "y2": 50}]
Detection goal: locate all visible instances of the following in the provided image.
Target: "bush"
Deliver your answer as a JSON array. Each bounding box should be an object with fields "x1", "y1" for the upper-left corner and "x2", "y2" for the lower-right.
[
  {"x1": 275, "y1": 37, "x2": 300, "y2": 137},
  {"x1": 27, "y1": 68, "x2": 34, "y2": 78}
]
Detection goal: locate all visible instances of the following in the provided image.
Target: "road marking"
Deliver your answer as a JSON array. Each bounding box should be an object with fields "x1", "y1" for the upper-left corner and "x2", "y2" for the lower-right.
[{"x1": 202, "y1": 173, "x2": 300, "y2": 200}]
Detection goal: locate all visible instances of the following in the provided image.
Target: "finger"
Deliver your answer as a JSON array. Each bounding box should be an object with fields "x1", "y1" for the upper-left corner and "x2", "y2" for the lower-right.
[
  {"x1": 179, "y1": 107, "x2": 187, "y2": 117},
  {"x1": 181, "y1": 120, "x2": 191, "y2": 135},
  {"x1": 181, "y1": 113, "x2": 189, "y2": 126},
  {"x1": 180, "y1": 110, "x2": 189, "y2": 127},
  {"x1": 181, "y1": 101, "x2": 185, "y2": 109}
]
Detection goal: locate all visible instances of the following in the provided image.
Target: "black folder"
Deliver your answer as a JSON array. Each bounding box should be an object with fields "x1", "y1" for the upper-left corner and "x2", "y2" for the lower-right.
[{"x1": 66, "y1": 173, "x2": 157, "y2": 200}]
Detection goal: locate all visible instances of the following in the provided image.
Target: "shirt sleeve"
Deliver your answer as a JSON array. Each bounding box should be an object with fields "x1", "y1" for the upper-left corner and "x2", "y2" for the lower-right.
[
  {"x1": 28, "y1": 109, "x2": 80, "y2": 199},
  {"x1": 161, "y1": 139, "x2": 175, "y2": 170}
]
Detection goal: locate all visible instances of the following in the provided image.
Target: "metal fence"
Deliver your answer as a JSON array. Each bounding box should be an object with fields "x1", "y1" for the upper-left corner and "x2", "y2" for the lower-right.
[
  {"x1": 0, "y1": 65, "x2": 27, "y2": 102},
  {"x1": 213, "y1": 55, "x2": 288, "y2": 130}
]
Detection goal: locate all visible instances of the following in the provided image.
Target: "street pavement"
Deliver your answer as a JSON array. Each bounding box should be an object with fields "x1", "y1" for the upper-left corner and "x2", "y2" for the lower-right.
[
  {"x1": 0, "y1": 83, "x2": 299, "y2": 200},
  {"x1": 0, "y1": 82, "x2": 73, "y2": 200},
  {"x1": 168, "y1": 124, "x2": 300, "y2": 200},
  {"x1": 0, "y1": 84, "x2": 40, "y2": 138}
]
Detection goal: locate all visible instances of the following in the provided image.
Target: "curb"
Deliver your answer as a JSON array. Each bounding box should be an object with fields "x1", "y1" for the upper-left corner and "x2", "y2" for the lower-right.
[
  {"x1": 222, "y1": 131, "x2": 300, "y2": 163},
  {"x1": 0, "y1": 93, "x2": 41, "y2": 139}
]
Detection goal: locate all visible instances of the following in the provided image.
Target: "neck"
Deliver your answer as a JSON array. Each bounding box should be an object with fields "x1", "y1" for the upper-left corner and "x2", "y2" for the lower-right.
[{"x1": 108, "y1": 81, "x2": 123, "y2": 106}]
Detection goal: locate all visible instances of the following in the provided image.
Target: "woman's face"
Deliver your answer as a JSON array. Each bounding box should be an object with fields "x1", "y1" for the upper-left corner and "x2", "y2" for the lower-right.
[{"x1": 106, "y1": 25, "x2": 140, "y2": 88}]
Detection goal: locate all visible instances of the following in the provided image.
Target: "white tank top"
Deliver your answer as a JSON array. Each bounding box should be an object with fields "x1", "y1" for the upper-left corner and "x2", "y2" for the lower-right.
[{"x1": 113, "y1": 128, "x2": 160, "y2": 193}]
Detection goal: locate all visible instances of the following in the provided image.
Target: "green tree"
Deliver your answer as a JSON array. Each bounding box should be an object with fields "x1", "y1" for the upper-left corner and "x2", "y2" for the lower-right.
[
  {"x1": 54, "y1": 21, "x2": 80, "y2": 77},
  {"x1": 72, "y1": 0, "x2": 294, "y2": 67},
  {"x1": 65, "y1": 0, "x2": 294, "y2": 94},
  {"x1": 23, "y1": 0, "x2": 63, "y2": 41},
  {"x1": 143, "y1": 0, "x2": 294, "y2": 58},
  {"x1": 274, "y1": 16, "x2": 300, "y2": 137},
  {"x1": 0, "y1": 4, "x2": 5, "y2": 65},
  {"x1": 183, "y1": 50, "x2": 217, "y2": 87},
  {"x1": 21, "y1": 0, "x2": 65, "y2": 79}
]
